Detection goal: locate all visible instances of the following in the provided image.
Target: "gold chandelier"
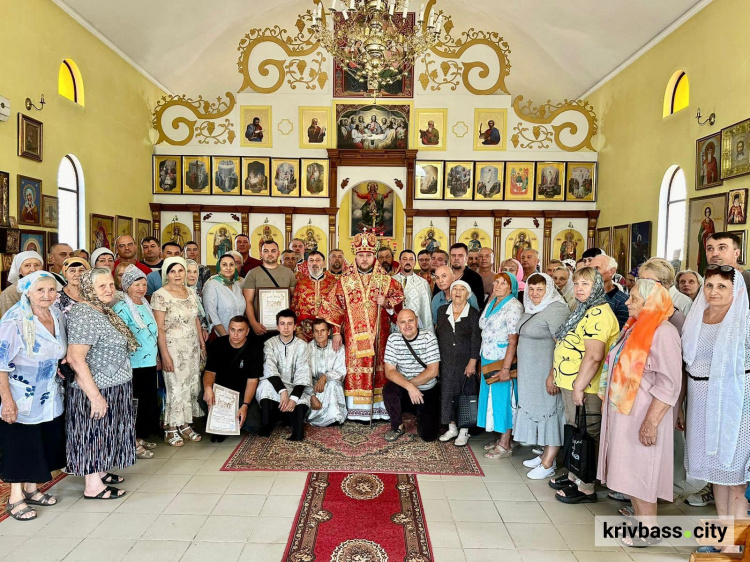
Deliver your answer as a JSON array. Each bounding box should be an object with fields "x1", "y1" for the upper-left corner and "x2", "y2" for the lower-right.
[{"x1": 311, "y1": 0, "x2": 444, "y2": 97}]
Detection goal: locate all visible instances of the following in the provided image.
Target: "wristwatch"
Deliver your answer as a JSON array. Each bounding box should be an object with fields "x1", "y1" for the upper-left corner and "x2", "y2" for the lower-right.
[{"x1": 241, "y1": 402, "x2": 251, "y2": 408}]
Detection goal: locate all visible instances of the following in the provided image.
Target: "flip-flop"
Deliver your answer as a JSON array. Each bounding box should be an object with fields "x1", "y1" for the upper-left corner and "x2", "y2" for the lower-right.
[
  {"x1": 555, "y1": 486, "x2": 598, "y2": 504},
  {"x1": 83, "y1": 486, "x2": 126, "y2": 500}
]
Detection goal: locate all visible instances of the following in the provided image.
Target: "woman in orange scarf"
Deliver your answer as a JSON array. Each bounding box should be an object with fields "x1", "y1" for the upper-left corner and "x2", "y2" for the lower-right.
[{"x1": 596, "y1": 279, "x2": 683, "y2": 547}]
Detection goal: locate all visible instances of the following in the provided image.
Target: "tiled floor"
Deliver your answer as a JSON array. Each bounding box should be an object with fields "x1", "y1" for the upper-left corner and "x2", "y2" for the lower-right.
[{"x1": 0, "y1": 432, "x2": 707, "y2": 561}]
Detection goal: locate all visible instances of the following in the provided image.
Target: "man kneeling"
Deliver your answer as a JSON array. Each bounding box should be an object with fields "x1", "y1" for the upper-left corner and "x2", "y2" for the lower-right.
[
  {"x1": 203, "y1": 316, "x2": 261, "y2": 443},
  {"x1": 257, "y1": 309, "x2": 312, "y2": 441},
  {"x1": 307, "y1": 318, "x2": 347, "y2": 427},
  {"x1": 383, "y1": 309, "x2": 441, "y2": 442}
]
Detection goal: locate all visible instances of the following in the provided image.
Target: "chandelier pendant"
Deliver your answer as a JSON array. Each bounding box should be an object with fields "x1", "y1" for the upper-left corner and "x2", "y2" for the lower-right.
[{"x1": 311, "y1": 0, "x2": 444, "y2": 100}]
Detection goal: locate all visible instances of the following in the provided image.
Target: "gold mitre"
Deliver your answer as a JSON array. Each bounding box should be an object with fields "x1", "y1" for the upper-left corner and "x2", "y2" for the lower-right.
[{"x1": 351, "y1": 231, "x2": 378, "y2": 254}]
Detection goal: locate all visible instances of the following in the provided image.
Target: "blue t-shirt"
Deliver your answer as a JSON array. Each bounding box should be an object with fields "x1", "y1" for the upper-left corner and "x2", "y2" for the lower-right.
[{"x1": 113, "y1": 300, "x2": 158, "y2": 368}]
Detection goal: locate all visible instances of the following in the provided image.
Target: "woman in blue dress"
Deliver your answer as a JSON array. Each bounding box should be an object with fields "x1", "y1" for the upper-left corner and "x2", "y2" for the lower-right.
[{"x1": 478, "y1": 272, "x2": 524, "y2": 459}]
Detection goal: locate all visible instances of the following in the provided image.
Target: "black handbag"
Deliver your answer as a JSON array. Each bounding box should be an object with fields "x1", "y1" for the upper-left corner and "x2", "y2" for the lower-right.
[
  {"x1": 454, "y1": 375, "x2": 479, "y2": 429},
  {"x1": 563, "y1": 403, "x2": 598, "y2": 483}
]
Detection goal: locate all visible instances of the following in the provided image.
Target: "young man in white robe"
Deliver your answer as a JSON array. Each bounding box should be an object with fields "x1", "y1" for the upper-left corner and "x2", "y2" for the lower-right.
[
  {"x1": 257, "y1": 309, "x2": 312, "y2": 441},
  {"x1": 306, "y1": 318, "x2": 347, "y2": 427},
  {"x1": 391, "y1": 249, "x2": 433, "y2": 333}
]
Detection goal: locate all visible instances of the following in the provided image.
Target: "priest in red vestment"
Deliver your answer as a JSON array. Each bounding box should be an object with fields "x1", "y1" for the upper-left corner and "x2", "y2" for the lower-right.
[
  {"x1": 291, "y1": 250, "x2": 337, "y2": 342},
  {"x1": 320, "y1": 232, "x2": 405, "y2": 421}
]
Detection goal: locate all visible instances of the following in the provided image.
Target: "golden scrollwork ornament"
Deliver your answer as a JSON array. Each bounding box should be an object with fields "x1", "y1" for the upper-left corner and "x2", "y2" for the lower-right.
[
  {"x1": 152, "y1": 92, "x2": 236, "y2": 146},
  {"x1": 237, "y1": 2, "x2": 328, "y2": 94},
  {"x1": 511, "y1": 95, "x2": 598, "y2": 152}
]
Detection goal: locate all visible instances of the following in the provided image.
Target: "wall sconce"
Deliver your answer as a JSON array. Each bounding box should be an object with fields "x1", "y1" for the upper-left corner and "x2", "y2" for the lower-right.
[
  {"x1": 696, "y1": 108, "x2": 715, "y2": 126},
  {"x1": 25, "y1": 94, "x2": 45, "y2": 111}
]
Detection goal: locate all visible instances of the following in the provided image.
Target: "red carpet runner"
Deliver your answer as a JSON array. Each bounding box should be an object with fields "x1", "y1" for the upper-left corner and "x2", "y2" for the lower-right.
[{"x1": 284, "y1": 472, "x2": 433, "y2": 562}]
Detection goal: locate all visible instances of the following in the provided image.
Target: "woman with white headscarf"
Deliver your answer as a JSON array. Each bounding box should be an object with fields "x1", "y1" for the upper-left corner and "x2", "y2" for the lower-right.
[
  {"x1": 552, "y1": 266, "x2": 577, "y2": 312},
  {"x1": 0, "y1": 272, "x2": 66, "y2": 520},
  {"x1": 151, "y1": 257, "x2": 205, "y2": 446},
  {"x1": 113, "y1": 265, "x2": 159, "y2": 459},
  {"x1": 0, "y1": 251, "x2": 44, "y2": 317},
  {"x1": 436, "y1": 280, "x2": 481, "y2": 447},
  {"x1": 682, "y1": 266, "x2": 750, "y2": 551},
  {"x1": 514, "y1": 273, "x2": 571, "y2": 479},
  {"x1": 90, "y1": 248, "x2": 115, "y2": 271}
]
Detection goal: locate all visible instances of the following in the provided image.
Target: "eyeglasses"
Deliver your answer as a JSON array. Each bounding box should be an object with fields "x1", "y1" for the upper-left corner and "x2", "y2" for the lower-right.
[{"x1": 705, "y1": 264, "x2": 734, "y2": 273}]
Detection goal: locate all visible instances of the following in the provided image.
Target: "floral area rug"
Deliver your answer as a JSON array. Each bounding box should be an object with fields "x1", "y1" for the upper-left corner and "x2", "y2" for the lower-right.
[
  {"x1": 283, "y1": 472, "x2": 433, "y2": 562},
  {"x1": 222, "y1": 416, "x2": 482, "y2": 475},
  {"x1": 0, "y1": 471, "x2": 66, "y2": 523}
]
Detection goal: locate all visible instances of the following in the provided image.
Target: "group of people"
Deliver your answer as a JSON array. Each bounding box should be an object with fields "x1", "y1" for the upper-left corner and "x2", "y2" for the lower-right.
[{"x1": 0, "y1": 229, "x2": 748, "y2": 553}]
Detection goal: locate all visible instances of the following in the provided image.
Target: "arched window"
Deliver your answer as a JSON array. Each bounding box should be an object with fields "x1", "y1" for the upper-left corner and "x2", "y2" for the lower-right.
[
  {"x1": 58, "y1": 155, "x2": 85, "y2": 248},
  {"x1": 663, "y1": 70, "x2": 688, "y2": 117},
  {"x1": 58, "y1": 59, "x2": 85, "y2": 106},
  {"x1": 657, "y1": 166, "x2": 686, "y2": 265}
]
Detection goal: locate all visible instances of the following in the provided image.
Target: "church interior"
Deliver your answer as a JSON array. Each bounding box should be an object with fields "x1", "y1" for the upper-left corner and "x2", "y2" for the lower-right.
[{"x1": 0, "y1": 0, "x2": 748, "y2": 560}]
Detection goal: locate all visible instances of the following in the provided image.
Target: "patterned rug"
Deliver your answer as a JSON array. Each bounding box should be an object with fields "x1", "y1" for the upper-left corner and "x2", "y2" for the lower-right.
[
  {"x1": 284, "y1": 472, "x2": 433, "y2": 562},
  {"x1": 0, "y1": 472, "x2": 67, "y2": 523},
  {"x1": 222, "y1": 417, "x2": 483, "y2": 475}
]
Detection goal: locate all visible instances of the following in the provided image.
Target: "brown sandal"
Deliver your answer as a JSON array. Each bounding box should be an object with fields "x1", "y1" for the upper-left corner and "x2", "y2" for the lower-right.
[{"x1": 5, "y1": 499, "x2": 37, "y2": 521}]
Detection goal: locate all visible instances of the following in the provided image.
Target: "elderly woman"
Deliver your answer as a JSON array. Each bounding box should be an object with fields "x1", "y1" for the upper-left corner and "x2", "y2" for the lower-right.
[
  {"x1": 597, "y1": 280, "x2": 682, "y2": 546},
  {"x1": 552, "y1": 266, "x2": 577, "y2": 311},
  {"x1": 500, "y1": 258, "x2": 526, "y2": 293},
  {"x1": 151, "y1": 257, "x2": 206, "y2": 446},
  {"x1": 676, "y1": 269, "x2": 703, "y2": 301},
  {"x1": 478, "y1": 272, "x2": 523, "y2": 459},
  {"x1": 0, "y1": 272, "x2": 66, "y2": 520},
  {"x1": 0, "y1": 252, "x2": 45, "y2": 317},
  {"x1": 436, "y1": 280, "x2": 481, "y2": 447},
  {"x1": 682, "y1": 267, "x2": 750, "y2": 553},
  {"x1": 551, "y1": 267, "x2": 620, "y2": 504},
  {"x1": 66, "y1": 268, "x2": 138, "y2": 500},
  {"x1": 514, "y1": 273, "x2": 571, "y2": 479},
  {"x1": 113, "y1": 266, "x2": 159, "y2": 460},
  {"x1": 640, "y1": 257, "x2": 692, "y2": 316},
  {"x1": 90, "y1": 248, "x2": 115, "y2": 272},
  {"x1": 73, "y1": 249, "x2": 90, "y2": 262},
  {"x1": 203, "y1": 254, "x2": 246, "y2": 337},
  {"x1": 54, "y1": 256, "x2": 90, "y2": 317}
]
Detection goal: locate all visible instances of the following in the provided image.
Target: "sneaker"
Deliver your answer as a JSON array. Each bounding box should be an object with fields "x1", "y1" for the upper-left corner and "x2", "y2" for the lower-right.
[
  {"x1": 439, "y1": 427, "x2": 459, "y2": 442},
  {"x1": 527, "y1": 463, "x2": 556, "y2": 480},
  {"x1": 523, "y1": 455, "x2": 543, "y2": 468},
  {"x1": 532, "y1": 448, "x2": 543, "y2": 455},
  {"x1": 685, "y1": 484, "x2": 714, "y2": 507},
  {"x1": 454, "y1": 429, "x2": 470, "y2": 447}
]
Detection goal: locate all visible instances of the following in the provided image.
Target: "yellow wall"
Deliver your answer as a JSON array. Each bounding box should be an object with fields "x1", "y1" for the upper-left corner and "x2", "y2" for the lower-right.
[
  {"x1": 0, "y1": 0, "x2": 164, "y2": 249},
  {"x1": 589, "y1": 0, "x2": 749, "y2": 255}
]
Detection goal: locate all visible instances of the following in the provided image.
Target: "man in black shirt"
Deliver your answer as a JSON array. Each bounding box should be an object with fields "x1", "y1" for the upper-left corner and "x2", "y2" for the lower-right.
[
  {"x1": 203, "y1": 316, "x2": 261, "y2": 442},
  {"x1": 447, "y1": 243, "x2": 486, "y2": 309}
]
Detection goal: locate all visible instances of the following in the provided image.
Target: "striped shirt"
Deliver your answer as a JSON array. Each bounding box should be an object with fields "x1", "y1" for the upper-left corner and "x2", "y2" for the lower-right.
[{"x1": 384, "y1": 330, "x2": 441, "y2": 391}]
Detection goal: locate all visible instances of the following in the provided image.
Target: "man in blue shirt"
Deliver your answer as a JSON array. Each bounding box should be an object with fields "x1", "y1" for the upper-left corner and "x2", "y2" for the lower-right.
[
  {"x1": 146, "y1": 242, "x2": 183, "y2": 296},
  {"x1": 590, "y1": 255, "x2": 629, "y2": 329}
]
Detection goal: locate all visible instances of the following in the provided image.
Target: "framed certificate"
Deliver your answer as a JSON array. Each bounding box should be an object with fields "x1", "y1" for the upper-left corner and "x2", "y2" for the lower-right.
[{"x1": 257, "y1": 287, "x2": 290, "y2": 330}]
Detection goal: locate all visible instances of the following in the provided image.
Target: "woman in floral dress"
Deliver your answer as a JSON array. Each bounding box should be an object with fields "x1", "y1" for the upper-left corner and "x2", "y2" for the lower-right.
[{"x1": 151, "y1": 257, "x2": 206, "y2": 446}]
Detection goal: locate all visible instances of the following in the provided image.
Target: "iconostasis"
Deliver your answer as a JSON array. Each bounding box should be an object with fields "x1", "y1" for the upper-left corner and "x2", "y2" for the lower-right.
[{"x1": 147, "y1": 1, "x2": 600, "y2": 268}]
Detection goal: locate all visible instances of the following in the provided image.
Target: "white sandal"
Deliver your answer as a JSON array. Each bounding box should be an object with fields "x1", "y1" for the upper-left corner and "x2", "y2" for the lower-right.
[
  {"x1": 178, "y1": 425, "x2": 202, "y2": 442},
  {"x1": 164, "y1": 429, "x2": 184, "y2": 447}
]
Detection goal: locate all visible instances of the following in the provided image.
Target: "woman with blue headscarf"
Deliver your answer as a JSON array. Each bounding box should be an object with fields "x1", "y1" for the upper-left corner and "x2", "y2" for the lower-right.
[
  {"x1": 478, "y1": 271, "x2": 524, "y2": 459},
  {"x1": 0, "y1": 271, "x2": 67, "y2": 521}
]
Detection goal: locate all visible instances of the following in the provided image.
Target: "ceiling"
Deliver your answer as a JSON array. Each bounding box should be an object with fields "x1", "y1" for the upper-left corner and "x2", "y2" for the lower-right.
[{"x1": 54, "y1": 0, "x2": 706, "y2": 100}]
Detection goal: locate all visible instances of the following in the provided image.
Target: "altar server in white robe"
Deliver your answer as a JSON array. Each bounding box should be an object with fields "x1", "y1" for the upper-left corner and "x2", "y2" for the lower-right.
[
  {"x1": 257, "y1": 309, "x2": 312, "y2": 441},
  {"x1": 306, "y1": 318, "x2": 347, "y2": 427},
  {"x1": 392, "y1": 249, "x2": 434, "y2": 333}
]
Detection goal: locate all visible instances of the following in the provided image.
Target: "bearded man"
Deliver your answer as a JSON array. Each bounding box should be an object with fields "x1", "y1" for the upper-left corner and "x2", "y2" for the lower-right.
[
  {"x1": 320, "y1": 232, "x2": 404, "y2": 421},
  {"x1": 290, "y1": 250, "x2": 337, "y2": 342}
]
